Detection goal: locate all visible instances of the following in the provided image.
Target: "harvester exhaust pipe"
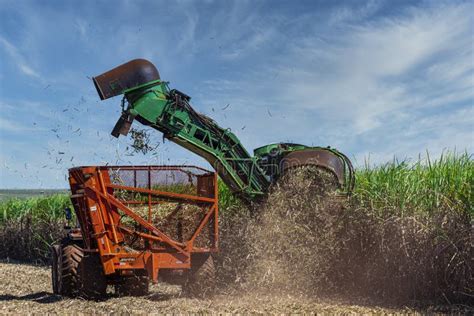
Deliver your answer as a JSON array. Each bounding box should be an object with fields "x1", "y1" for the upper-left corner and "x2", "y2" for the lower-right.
[{"x1": 92, "y1": 59, "x2": 160, "y2": 100}]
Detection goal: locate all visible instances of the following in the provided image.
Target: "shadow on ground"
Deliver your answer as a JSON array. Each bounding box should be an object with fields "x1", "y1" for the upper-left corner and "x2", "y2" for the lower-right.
[
  {"x1": 0, "y1": 292, "x2": 62, "y2": 304},
  {"x1": 0, "y1": 290, "x2": 179, "y2": 304}
]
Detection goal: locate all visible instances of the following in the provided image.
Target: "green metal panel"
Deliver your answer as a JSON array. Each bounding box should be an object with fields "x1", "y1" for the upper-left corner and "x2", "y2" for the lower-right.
[
  {"x1": 121, "y1": 83, "x2": 269, "y2": 199},
  {"x1": 101, "y1": 76, "x2": 354, "y2": 200}
]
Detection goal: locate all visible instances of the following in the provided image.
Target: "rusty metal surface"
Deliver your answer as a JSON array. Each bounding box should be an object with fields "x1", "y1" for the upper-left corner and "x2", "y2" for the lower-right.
[
  {"x1": 93, "y1": 59, "x2": 160, "y2": 100},
  {"x1": 111, "y1": 112, "x2": 134, "y2": 137},
  {"x1": 280, "y1": 149, "x2": 346, "y2": 186},
  {"x1": 67, "y1": 165, "x2": 218, "y2": 283}
]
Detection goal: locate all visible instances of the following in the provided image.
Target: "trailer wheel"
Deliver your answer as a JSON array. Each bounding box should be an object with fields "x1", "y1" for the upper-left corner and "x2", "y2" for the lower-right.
[
  {"x1": 59, "y1": 243, "x2": 82, "y2": 297},
  {"x1": 51, "y1": 245, "x2": 61, "y2": 294},
  {"x1": 115, "y1": 274, "x2": 149, "y2": 297},
  {"x1": 59, "y1": 241, "x2": 107, "y2": 299},
  {"x1": 183, "y1": 254, "x2": 216, "y2": 297},
  {"x1": 78, "y1": 254, "x2": 108, "y2": 299}
]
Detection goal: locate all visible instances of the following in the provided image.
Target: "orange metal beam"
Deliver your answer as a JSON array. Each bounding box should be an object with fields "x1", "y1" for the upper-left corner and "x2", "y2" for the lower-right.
[
  {"x1": 68, "y1": 165, "x2": 219, "y2": 282},
  {"x1": 107, "y1": 183, "x2": 215, "y2": 204},
  {"x1": 116, "y1": 225, "x2": 185, "y2": 247},
  {"x1": 88, "y1": 186, "x2": 189, "y2": 257},
  {"x1": 188, "y1": 204, "x2": 216, "y2": 249}
]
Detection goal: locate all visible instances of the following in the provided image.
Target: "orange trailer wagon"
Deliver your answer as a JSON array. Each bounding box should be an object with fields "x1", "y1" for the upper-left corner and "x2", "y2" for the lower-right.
[{"x1": 51, "y1": 165, "x2": 218, "y2": 299}]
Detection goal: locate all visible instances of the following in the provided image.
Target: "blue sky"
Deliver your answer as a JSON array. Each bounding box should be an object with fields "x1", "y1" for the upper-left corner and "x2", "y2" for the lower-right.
[{"x1": 0, "y1": 0, "x2": 472, "y2": 188}]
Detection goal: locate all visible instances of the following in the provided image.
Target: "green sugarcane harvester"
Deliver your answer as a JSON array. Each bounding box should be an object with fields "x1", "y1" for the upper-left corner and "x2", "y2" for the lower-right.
[{"x1": 93, "y1": 59, "x2": 354, "y2": 200}]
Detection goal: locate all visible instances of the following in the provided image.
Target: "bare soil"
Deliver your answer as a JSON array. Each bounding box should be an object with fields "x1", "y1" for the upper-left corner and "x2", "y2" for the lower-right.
[{"x1": 0, "y1": 261, "x2": 409, "y2": 314}]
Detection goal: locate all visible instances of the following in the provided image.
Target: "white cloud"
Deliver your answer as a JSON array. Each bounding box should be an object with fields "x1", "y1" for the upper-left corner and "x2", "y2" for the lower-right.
[
  {"x1": 220, "y1": 28, "x2": 276, "y2": 60},
  {"x1": 0, "y1": 36, "x2": 41, "y2": 79},
  {"x1": 197, "y1": 1, "x2": 473, "y2": 162},
  {"x1": 0, "y1": 117, "x2": 37, "y2": 133},
  {"x1": 280, "y1": 3, "x2": 472, "y2": 117},
  {"x1": 176, "y1": 11, "x2": 199, "y2": 54},
  {"x1": 18, "y1": 63, "x2": 40, "y2": 78},
  {"x1": 74, "y1": 19, "x2": 88, "y2": 40},
  {"x1": 329, "y1": 0, "x2": 382, "y2": 25}
]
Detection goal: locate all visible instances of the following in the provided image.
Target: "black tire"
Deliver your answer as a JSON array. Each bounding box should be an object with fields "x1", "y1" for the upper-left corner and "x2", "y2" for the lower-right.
[
  {"x1": 77, "y1": 254, "x2": 108, "y2": 299},
  {"x1": 115, "y1": 273, "x2": 149, "y2": 297},
  {"x1": 51, "y1": 245, "x2": 61, "y2": 294},
  {"x1": 59, "y1": 240, "x2": 107, "y2": 299},
  {"x1": 183, "y1": 254, "x2": 216, "y2": 297},
  {"x1": 60, "y1": 242, "x2": 82, "y2": 297}
]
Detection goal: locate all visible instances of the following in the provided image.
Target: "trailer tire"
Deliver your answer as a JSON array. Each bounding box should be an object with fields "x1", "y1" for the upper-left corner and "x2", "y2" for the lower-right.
[
  {"x1": 51, "y1": 245, "x2": 61, "y2": 294},
  {"x1": 78, "y1": 254, "x2": 108, "y2": 299},
  {"x1": 115, "y1": 274, "x2": 149, "y2": 297},
  {"x1": 60, "y1": 243, "x2": 83, "y2": 297},
  {"x1": 183, "y1": 254, "x2": 216, "y2": 297},
  {"x1": 59, "y1": 241, "x2": 107, "y2": 299}
]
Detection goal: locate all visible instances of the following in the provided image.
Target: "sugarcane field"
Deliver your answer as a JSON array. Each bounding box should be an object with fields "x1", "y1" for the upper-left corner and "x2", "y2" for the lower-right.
[{"x1": 0, "y1": 1, "x2": 473, "y2": 315}]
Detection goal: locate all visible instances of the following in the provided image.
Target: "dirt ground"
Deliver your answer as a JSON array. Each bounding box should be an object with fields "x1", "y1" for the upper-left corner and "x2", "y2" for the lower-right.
[{"x1": 0, "y1": 262, "x2": 417, "y2": 314}]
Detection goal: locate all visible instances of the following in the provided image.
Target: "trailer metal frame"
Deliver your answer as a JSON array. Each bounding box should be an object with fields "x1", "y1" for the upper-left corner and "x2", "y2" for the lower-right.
[{"x1": 68, "y1": 165, "x2": 218, "y2": 283}]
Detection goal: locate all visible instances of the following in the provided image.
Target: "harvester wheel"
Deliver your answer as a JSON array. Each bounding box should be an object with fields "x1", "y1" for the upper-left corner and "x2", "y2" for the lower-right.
[
  {"x1": 115, "y1": 273, "x2": 149, "y2": 297},
  {"x1": 183, "y1": 254, "x2": 216, "y2": 297}
]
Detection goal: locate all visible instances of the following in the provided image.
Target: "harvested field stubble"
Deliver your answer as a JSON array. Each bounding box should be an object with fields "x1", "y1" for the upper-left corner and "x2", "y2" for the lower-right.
[{"x1": 0, "y1": 261, "x2": 406, "y2": 314}]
